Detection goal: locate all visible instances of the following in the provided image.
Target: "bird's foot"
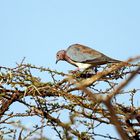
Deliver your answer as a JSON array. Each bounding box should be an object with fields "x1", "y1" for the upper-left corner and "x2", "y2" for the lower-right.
[
  {"x1": 91, "y1": 67, "x2": 99, "y2": 74},
  {"x1": 69, "y1": 68, "x2": 81, "y2": 74}
]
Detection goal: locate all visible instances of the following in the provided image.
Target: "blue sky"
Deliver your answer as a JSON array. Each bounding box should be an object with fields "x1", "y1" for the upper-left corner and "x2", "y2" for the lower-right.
[
  {"x1": 0, "y1": 0, "x2": 140, "y2": 71},
  {"x1": 0, "y1": 0, "x2": 140, "y2": 139}
]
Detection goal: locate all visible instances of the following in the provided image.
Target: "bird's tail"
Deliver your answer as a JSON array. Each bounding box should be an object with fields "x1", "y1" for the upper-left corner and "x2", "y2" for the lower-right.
[
  {"x1": 108, "y1": 58, "x2": 131, "y2": 66},
  {"x1": 109, "y1": 58, "x2": 122, "y2": 63}
]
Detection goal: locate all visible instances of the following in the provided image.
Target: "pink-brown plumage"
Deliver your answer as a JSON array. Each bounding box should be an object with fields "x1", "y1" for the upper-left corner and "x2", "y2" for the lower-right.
[{"x1": 56, "y1": 44, "x2": 121, "y2": 69}]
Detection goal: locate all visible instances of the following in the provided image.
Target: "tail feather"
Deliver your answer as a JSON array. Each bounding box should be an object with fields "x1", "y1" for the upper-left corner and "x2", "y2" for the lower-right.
[
  {"x1": 108, "y1": 57, "x2": 131, "y2": 66},
  {"x1": 108, "y1": 58, "x2": 121, "y2": 63}
]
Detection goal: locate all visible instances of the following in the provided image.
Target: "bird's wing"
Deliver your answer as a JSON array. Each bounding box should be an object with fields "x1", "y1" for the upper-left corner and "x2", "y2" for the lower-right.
[{"x1": 66, "y1": 44, "x2": 104, "y2": 63}]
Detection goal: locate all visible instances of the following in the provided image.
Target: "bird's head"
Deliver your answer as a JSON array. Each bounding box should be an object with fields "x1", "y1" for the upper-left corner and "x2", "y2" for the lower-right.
[{"x1": 56, "y1": 50, "x2": 66, "y2": 64}]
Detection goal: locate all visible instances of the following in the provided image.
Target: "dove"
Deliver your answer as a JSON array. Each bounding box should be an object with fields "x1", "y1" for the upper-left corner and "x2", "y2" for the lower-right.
[{"x1": 56, "y1": 44, "x2": 121, "y2": 70}]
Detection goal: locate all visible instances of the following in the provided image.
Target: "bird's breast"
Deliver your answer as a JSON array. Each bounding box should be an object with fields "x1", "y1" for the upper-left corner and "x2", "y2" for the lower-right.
[{"x1": 75, "y1": 62, "x2": 92, "y2": 69}]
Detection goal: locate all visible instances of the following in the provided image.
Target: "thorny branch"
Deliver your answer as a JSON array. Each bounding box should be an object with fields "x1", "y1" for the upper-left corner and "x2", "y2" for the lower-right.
[{"x1": 0, "y1": 56, "x2": 140, "y2": 140}]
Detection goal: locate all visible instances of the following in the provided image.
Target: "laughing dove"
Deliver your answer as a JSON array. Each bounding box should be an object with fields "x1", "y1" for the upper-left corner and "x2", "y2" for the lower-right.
[{"x1": 56, "y1": 44, "x2": 121, "y2": 70}]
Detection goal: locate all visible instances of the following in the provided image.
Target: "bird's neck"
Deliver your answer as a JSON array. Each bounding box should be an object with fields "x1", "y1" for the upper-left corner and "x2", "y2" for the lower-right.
[{"x1": 64, "y1": 54, "x2": 78, "y2": 67}]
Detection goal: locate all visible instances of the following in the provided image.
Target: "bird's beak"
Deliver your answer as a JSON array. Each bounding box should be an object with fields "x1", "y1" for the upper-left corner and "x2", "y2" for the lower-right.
[{"x1": 56, "y1": 59, "x2": 59, "y2": 64}]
